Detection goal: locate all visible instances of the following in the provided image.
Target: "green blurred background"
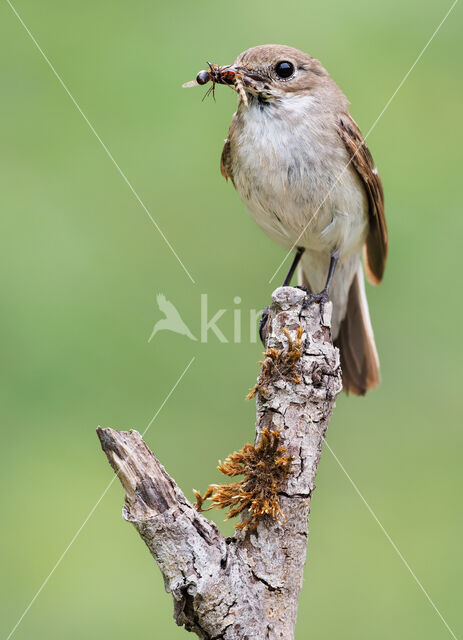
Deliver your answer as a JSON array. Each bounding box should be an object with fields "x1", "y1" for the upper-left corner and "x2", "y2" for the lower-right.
[{"x1": 1, "y1": 0, "x2": 462, "y2": 638}]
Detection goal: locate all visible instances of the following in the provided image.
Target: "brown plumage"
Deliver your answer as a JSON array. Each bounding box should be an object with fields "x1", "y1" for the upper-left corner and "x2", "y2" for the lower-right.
[
  {"x1": 335, "y1": 115, "x2": 387, "y2": 393},
  {"x1": 334, "y1": 269, "x2": 380, "y2": 395},
  {"x1": 337, "y1": 115, "x2": 388, "y2": 285},
  {"x1": 218, "y1": 45, "x2": 388, "y2": 395}
]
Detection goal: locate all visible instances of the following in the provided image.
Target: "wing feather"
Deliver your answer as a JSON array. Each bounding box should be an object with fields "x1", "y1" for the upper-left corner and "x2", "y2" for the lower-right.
[
  {"x1": 220, "y1": 138, "x2": 232, "y2": 180},
  {"x1": 220, "y1": 115, "x2": 237, "y2": 184},
  {"x1": 338, "y1": 115, "x2": 388, "y2": 284}
]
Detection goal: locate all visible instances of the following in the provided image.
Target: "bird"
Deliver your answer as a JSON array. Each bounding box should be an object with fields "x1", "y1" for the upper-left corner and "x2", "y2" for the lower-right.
[{"x1": 219, "y1": 44, "x2": 388, "y2": 395}]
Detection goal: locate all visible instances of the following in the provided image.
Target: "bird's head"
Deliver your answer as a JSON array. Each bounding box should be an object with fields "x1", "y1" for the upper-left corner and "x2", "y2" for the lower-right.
[{"x1": 231, "y1": 44, "x2": 333, "y2": 106}]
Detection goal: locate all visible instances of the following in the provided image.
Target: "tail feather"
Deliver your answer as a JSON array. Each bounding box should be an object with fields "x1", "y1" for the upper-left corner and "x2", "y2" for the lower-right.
[{"x1": 334, "y1": 264, "x2": 380, "y2": 395}]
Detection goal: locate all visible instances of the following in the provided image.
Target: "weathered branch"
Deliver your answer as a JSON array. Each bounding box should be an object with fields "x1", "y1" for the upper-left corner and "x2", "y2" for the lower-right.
[{"x1": 97, "y1": 286, "x2": 342, "y2": 639}]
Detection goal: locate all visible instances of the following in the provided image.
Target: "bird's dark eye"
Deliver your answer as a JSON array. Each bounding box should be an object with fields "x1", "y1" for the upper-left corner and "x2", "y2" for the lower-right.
[
  {"x1": 274, "y1": 61, "x2": 294, "y2": 79},
  {"x1": 196, "y1": 70, "x2": 210, "y2": 85}
]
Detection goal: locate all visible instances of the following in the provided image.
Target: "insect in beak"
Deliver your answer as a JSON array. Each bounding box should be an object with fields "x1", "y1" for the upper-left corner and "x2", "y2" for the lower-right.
[{"x1": 182, "y1": 62, "x2": 248, "y2": 107}]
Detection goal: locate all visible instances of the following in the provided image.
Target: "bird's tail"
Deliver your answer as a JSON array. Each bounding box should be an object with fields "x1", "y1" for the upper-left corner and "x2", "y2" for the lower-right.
[{"x1": 334, "y1": 264, "x2": 380, "y2": 395}]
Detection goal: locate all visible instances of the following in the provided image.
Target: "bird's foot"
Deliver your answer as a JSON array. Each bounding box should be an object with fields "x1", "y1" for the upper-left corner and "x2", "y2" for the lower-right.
[
  {"x1": 298, "y1": 287, "x2": 329, "y2": 323},
  {"x1": 295, "y1": 285, "x2": 311, "y2": 295},
  {"x1": 260, "y1": 286, "x2": 329, "y2": 346}
]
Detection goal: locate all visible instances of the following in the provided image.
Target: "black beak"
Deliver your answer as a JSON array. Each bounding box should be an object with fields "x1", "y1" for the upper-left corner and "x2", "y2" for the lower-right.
[{"x1": 239, "y1": 68, "x2": 266, "y2": 84}]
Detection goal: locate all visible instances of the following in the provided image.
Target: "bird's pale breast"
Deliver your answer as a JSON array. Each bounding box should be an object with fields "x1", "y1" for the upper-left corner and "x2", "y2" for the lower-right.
[{"x1": 229, "y1": 94, "x2": 369, "y2": 259}]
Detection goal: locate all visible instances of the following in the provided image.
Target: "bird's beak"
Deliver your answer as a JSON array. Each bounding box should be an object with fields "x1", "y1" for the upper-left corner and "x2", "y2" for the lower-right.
[
  {"x1": 235, "y1": 68, "x2": 267, "y2": 102},
  {"x1": 239, "y1": 69, "x2": 265, "y2": 84}
]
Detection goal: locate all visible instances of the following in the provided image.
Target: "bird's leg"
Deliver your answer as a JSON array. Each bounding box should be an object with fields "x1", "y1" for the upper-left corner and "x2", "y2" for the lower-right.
[
  {"x1": 283, "y1": 246, "x2": 305, "y2": 286},
  {"x1": 259, "y1": 247, "x2": 306, "y2": 344},
  {"x1": 301, "y1": 250, "x2": 340, "y2": 320},
  {"x1": 322, "y1": 249, "x2": 339, "y2": 296}
]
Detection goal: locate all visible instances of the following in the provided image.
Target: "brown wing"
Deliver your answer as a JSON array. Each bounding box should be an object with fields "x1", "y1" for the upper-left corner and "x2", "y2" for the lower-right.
[
  {"x1": 220, "y1": 138, "x2": 232, "y2": 181},
  {"x1": 338, "y1": 114, "x2": 388, "y2": 284},
  {"x1": 220, "y1": 116, "x2": 236, "y2": 184}
]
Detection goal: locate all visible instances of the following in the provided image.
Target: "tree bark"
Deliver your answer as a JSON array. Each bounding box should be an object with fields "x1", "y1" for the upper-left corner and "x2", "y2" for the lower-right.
[{"x1": 97, "y1": 286, "x2": 342, "y2": 639}]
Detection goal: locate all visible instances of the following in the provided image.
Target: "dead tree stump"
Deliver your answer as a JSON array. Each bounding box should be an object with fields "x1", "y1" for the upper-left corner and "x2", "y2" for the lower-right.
[{"x1": 97, "y1": 286, "x2": 342, "y2": 639}]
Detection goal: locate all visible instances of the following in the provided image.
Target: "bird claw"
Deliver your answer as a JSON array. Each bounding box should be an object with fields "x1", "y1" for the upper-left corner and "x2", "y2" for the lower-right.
[
  {"x1": 299, "y1": 288, "x2": 329, "y2": 323},
  {"x1": 260, "y1": 286, "x2": 328, "y2": 346}
]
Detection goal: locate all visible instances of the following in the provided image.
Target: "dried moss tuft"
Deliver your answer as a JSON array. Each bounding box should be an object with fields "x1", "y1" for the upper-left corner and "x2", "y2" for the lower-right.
[
  {"x1": 247, "y1": 326, "x2": 304, "y2": 400},
  {"x1": 194, "y1": 428, "x2": 294, "y2": 530}
]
